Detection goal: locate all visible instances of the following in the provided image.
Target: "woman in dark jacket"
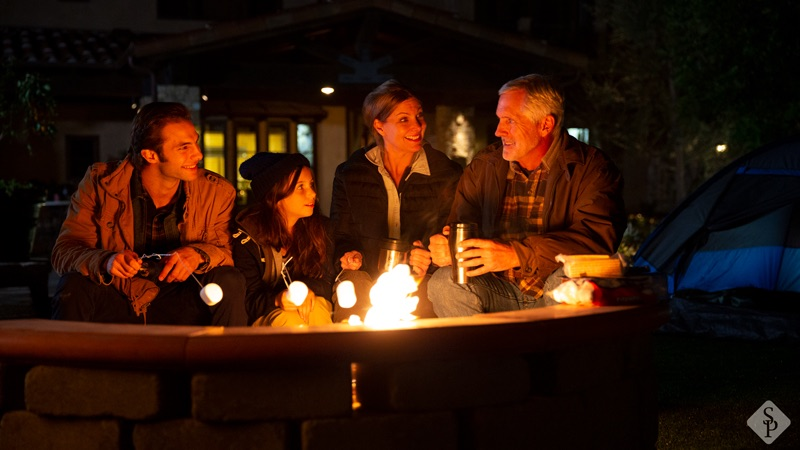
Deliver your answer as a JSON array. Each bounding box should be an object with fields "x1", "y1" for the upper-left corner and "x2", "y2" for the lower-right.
[
  {"x1": 233, "y1": 152, "x2": 334, "y2": 326},
  {"x1": 330, "y1": 79, "x2": 463, "y2": 321}
]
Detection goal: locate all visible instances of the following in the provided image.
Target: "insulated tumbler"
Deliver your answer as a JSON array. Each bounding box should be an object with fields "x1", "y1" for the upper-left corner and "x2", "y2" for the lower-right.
[
  {"x1": 449, "y1": 222, "x2": 477, "y2": 284},
  {"x1": 377, "y1": 238, "x2": 410, "y2": 274}
]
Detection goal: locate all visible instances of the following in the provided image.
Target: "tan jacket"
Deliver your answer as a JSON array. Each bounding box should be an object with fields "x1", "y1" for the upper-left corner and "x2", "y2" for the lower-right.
[{"x1": 52, "y1": 156, "x2": 237, "y2": 312}]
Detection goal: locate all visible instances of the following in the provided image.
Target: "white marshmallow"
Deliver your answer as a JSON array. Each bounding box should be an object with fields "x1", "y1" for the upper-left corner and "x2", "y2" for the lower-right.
[
  {"x1": 200, "y1": 283, "x2": 223, "y2": 306},
  {"x1": 287, "y1": 281, "x2": 309, "y2": 306},
  {"x1": 336, "y1": 280, "x2": 357, "y2": 308}
]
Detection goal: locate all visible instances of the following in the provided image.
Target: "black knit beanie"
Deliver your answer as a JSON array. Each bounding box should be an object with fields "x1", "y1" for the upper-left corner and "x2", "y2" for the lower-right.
[{"x1": 239, "y1": 152, "x2": 310, "y2": 201}]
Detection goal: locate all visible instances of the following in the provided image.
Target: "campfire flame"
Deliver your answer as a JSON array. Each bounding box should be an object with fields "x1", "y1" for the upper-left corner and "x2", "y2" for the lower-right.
[{"x1": 361, "y1": 264, "x2": 419, "y2": 328}]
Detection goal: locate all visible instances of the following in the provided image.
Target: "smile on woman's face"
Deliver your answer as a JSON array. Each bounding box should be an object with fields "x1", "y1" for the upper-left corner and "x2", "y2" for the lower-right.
[{"x1": 375, "y1": 98, "x2": 426, "y2": 154}]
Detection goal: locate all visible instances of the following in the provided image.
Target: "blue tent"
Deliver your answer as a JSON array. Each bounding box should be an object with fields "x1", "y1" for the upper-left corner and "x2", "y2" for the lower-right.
[{"x1": 632, "y1": 136, "x2": 800, "y2": 340}]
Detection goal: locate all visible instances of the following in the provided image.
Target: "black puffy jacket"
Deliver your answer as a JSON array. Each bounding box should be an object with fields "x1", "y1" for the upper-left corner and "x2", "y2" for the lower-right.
[{"x1": 330, "y1": 143, "x2": 463, "y2": 278}]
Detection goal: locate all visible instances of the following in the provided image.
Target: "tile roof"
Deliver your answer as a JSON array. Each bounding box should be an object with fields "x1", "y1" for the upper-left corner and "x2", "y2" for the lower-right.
[{"x1": 1, "y1": 27, "x2": 136, "y2": 69}]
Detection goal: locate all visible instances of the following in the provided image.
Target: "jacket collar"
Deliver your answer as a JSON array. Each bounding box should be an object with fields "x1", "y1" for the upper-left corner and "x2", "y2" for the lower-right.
[
  {"x1": 551, "y1": 131, "x2": 588, "y2": 181},
  {"x1": 365, "y1": 143, "x2": 431, "y2": 177},
  {"x1": 486, "y1": 130, "x2": 587, "y2": 180},
  {"x1": 555, "y1": 130, "x2": 587, "y2": 164},
  {"x1": 99, "y1": 156, "x2": 136, "y2": 201}
]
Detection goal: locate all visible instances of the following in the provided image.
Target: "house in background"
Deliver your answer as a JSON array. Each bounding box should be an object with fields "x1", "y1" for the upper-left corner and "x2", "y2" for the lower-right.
[{"x1": 1, "y1": 0, "x2": 598, "y2": 213}]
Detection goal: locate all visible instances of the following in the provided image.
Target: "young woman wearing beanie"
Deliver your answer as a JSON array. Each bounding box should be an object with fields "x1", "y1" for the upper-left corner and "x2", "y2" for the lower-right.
[{"x1": 233, "y1": 152, "x2": 334, "y2": 326}]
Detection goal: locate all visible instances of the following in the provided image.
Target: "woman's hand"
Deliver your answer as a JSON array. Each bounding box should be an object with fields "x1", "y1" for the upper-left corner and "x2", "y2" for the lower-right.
[
  {"x1": 277, "y1": 289, "x2": 316, "y2": 324},
  {"x1": 296, "y1": 293, "x2": 316, "y2": 323},
  {"x1": 409, "y1": 240, "x2": 431, "y2": 277},
  {"x1": 340, "y1": 250, "x2": 363, "y2": 270}
]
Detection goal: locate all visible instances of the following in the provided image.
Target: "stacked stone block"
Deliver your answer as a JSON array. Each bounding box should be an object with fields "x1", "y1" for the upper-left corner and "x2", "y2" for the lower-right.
[{"x1": 0, "y1": 326, "x2": 659, "y2": 449}]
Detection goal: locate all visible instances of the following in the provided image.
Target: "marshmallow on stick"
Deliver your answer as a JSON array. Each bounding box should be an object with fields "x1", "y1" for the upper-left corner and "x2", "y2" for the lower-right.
[
  {"x1": 287, "y1": 281, "x2": 309, "y2": 306},
  {"x1": 200, "y1": 282, "x2": 223, "y2": 305},
  {"x1": 336, "y1": 280, "x2": 357, "y2": 308}
]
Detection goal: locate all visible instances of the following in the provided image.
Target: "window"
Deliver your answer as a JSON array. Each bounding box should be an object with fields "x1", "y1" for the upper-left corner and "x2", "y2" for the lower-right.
[
  {"x1": 236, "y1": 126, "x2": 257, "y2": 194},
  {"x1": 267, "y1": 122, "x2": 289, "y2": 153},
  {"x1": 203, "y1": 123, "x2": 225, "y2": 177},
  {"x1": 568, "y1": 128, "x2": 590, "y2": 144},
  {"x1": 297, "y1": 123, "x2": 314, "y2": 166},
  {"x1": 199, "y1": 116, "x2": 318, "y2": 205}
]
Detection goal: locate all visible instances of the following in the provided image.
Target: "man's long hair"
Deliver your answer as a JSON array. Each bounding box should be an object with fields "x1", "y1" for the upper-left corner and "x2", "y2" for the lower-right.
[
  {"x1": 241, "y1": 166, "x2": 330, "y2": 279},
  {"x1": 129, "y1": 102, "x2": 193, "y2": 169}
]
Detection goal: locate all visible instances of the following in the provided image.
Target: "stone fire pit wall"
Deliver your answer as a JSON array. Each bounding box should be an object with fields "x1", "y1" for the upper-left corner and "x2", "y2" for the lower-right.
[{"x1": 0, "y1": 303, "x2": 668, "y2": 450}]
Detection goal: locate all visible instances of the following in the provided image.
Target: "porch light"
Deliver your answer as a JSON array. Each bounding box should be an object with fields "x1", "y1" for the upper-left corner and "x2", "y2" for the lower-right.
[{"x1": 321, "y1": 86, "x2": 334, "y2": 95}]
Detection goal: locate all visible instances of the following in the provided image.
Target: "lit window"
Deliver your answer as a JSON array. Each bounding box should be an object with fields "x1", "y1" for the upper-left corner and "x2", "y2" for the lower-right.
[
  {"x1": 268, "y1": 123, "x2": 289, "y2": 153},
  {"x1": 568, "y1": 128, "x2": 590, "y2": 144},
  {"x1": 297, "y1": 123, "x2": 314, "y2": 166},
  {"x1": 236, "y1": 129, "x2": 257, "y2": 193},
  {"x1": 203, "y1": 126, "x2": 225, "y2": 177}
]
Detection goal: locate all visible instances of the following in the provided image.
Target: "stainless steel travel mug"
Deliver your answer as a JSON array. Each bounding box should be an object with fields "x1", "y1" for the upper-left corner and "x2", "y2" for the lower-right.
[
  {"x1": 449, "y1": 222, "x2": 477, "y2": 284},
  {"x1": 377, "y1": 238, "x2": 410, "y2": 274}
]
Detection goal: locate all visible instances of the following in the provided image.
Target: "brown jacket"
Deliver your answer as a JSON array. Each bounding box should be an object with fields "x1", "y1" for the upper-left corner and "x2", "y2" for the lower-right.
[
  {"x1": 449, "y1": 132, "x2": 626, "y2": 288},
  {"x1": 52, "y1": 156, "x2": 237, "y2": 310}
]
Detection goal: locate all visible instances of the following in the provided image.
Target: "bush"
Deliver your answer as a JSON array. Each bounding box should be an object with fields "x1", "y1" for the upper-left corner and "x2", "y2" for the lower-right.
[
  {"x1": 618, "y1": 213, "x2": 661, "y2": 262},
  {"x1": 0, "y1": 62, "x2": 57, "y2": 152}
]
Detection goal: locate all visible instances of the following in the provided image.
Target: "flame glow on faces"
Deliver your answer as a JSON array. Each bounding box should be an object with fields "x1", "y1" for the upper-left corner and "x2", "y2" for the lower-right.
[{"x1": 361, "y1": 264, "x2": 419, "y2": 328}]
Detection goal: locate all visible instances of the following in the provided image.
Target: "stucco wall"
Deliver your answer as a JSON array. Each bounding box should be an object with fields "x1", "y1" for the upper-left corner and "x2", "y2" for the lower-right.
[{"x1": 316, "y1": 106, "x2": 348, "y2": 217}]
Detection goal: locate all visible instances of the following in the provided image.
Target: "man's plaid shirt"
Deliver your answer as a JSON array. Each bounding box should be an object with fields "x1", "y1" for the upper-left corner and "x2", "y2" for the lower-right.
[{"x1": 497, "y1": 160, "x2": 548, "y2": 297}]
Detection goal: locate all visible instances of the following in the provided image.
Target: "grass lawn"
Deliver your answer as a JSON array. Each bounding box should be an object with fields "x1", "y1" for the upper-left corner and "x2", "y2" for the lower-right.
[{"x1": 654, "y1": 333, "x2": 800, "y2": 449}]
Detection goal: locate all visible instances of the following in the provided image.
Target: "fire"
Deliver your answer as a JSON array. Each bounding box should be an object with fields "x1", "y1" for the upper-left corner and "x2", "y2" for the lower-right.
[
  {"x1": 362, "y1": 264, "x2": 419, "y2": 327},
  {"x1": 347, "y1": 315, "x2": 362, "y2": 326}
]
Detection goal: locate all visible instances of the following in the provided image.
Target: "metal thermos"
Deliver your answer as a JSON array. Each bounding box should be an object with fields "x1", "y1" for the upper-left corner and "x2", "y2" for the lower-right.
[
  {"x1": 377, "y1": 238, "x2": 410, "y2": 274},
  {"x1": 449, "y1": 222, "x2": 477, "y2": 284}
]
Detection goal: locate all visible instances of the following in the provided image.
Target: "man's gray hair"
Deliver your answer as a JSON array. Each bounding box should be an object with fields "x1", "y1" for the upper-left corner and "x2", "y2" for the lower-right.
[{"x1": 499, "y1": 74, "x2": 564, "y2": 132}]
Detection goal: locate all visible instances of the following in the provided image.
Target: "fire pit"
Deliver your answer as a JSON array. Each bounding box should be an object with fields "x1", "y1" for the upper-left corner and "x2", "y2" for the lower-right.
[{"x1": 0, "y1": 302, "x2": 667, "y2": 449}]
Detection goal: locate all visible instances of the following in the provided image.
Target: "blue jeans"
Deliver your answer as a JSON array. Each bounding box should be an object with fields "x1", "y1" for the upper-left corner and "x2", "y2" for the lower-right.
[{"x1": 427, "y1": 266, "x2": 565, "y2": 317}]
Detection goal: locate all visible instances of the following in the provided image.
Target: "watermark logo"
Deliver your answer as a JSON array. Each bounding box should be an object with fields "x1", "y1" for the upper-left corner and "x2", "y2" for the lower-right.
[{"x1": 747, "y1": 400, "x2": 791, "y2": 444}]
